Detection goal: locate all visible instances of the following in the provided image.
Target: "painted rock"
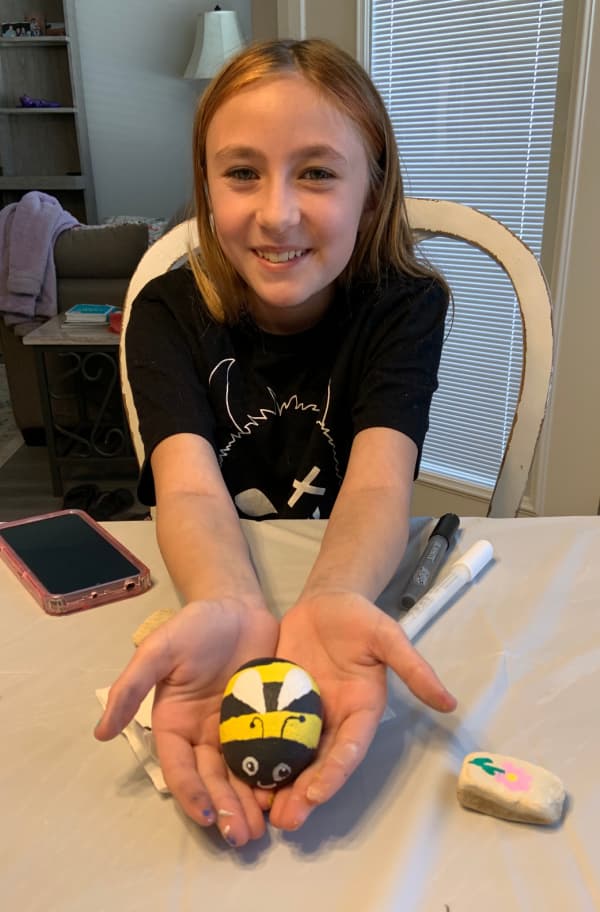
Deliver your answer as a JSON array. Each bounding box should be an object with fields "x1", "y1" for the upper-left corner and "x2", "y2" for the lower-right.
[
  {"x1": 219, "y1": 658, "x2": 323, "y2": 789},
  {"x1": 457, "y1": 751, "x2": 566, "y2": 825}
]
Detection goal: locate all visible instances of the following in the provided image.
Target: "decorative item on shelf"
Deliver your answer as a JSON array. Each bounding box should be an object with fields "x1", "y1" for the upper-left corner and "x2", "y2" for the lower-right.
[
  {"x1": 45, "y1": 21, "x2": 66, "y2": 36},
  {"x1": 183, "y1": 5, "x2": 244, "y2": 80},
  {"x1": 19, "y1": 94, "x2": 61, "y2": 108},
  {"x1": 2, "y1": 21, "x2": 32, "y2": 37},
  {"x1": 26, "y1": 12, "x2": 45, "y2": 35}
]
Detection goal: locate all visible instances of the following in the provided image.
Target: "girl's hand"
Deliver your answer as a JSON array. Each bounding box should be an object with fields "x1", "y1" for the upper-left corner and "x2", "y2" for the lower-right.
[
  {"x1": 94, "y1": 598, "x2": 279, "y2": 847},
  {"x1": 268, "y1": 591, "x2": 456, "y2": 831}
]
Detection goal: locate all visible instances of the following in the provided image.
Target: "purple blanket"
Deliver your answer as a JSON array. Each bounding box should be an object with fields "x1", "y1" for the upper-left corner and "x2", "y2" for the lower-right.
[{"x1": 0, "y1": 191, "x2": 79, "y2": 325}]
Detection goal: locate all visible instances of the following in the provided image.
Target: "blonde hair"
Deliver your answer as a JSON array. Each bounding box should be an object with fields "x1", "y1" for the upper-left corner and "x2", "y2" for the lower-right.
[{"x1": 189, "y1": 38, "x2": 444, "y2": 323}]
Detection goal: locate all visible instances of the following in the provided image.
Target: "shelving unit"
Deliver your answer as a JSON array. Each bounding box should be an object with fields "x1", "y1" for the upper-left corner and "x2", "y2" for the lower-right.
[{"x1": 0, "y1": 1, "x2": 96, "y2": 222}]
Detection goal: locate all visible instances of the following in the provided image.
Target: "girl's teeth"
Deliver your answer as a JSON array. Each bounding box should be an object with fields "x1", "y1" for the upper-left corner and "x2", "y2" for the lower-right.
[{"x1": 258, "y1": 250, "x2": 305, "y2": 263}]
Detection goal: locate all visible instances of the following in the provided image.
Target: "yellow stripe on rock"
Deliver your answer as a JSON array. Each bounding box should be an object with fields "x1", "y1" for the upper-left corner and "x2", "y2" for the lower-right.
[{"x1": 219, "y1": 711, "x2": 322, "y2": 747}]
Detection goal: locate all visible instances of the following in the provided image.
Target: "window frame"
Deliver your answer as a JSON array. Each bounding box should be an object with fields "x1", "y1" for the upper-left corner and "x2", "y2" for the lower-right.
[{"x1": 357, "y1": 0, "x2": 600, "y2": 516}]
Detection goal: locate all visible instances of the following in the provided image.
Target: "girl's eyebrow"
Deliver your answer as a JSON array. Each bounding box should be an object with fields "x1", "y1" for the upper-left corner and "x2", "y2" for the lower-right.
[{"x1": 214, "y1": 144, "x2": 349, "y2": 164}]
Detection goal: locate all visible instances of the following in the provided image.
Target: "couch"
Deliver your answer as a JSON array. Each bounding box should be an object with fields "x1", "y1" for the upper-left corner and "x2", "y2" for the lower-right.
[{"x1": 0, "y1": 222, "x2": 149, "y2": 443}]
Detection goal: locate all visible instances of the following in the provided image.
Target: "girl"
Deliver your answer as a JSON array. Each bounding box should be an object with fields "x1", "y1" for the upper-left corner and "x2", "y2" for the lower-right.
[{"x1": 95, "y1": 38, "x2": 456, "y2": 847}]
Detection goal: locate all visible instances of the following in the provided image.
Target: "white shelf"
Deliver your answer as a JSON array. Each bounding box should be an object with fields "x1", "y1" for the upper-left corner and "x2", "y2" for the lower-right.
[
  {"x1": 0, "y1": 37, "x2": 69, "y2": 46},
  {"x1": 0, "y1": 175, "x2": 85, "y2": 190},
  {"x1": 0, "y1": 107, "x2": 76, "y2": 114}
]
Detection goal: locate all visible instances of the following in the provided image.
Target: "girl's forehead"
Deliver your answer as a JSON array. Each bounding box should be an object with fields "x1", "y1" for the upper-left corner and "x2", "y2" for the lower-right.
[{"x1": 206, "y1": 72, "x2": 366, "y2": 155}]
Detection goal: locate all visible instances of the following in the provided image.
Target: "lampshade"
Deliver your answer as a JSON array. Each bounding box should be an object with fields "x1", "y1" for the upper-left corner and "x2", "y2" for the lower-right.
[{"x1": 183, "y1": 7, "x2": 244, "y2": 80}]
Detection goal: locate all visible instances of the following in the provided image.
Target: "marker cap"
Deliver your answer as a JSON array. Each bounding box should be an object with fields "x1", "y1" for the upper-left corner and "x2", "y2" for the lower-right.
[
  {"x1": 455, "y1": 539, "x2": 493, "y2": 580},
  {"x1": 431, "y1": 512, "x2": 460, "y2": 544}
]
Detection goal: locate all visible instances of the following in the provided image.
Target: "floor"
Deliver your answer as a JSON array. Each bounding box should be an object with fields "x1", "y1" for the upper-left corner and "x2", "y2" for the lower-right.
[{"x1": 0, "y1": 442, "x2": 147, "y2": 523}]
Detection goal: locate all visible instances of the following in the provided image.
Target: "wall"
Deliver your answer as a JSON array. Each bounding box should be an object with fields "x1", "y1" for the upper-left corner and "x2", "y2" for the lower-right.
[
  {"x1": 304, "y1": 0, "x2": 356, "y2": 54},
  {"x1": 73, "y1": 0, "x2": 252, "y2": 221}
]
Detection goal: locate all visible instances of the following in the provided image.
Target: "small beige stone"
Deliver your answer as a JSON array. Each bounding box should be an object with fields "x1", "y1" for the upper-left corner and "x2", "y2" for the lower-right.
[
  {"x1": 132, "y1": 607, "x2": 177, "y2": 646},
  {"x1": 457, "y1": 751, "x2": 566, "y2": 825}
]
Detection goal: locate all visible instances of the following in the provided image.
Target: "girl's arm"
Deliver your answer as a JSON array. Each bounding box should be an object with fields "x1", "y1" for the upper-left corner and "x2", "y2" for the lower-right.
[
  {"x1": 300, "y1": 425, "x2": 415, "y2": 602},
  {"x1": 269, "y1": 425, "x2": 456, "y2": 832},
  {"x1": 96, "y1": 432, "x2": 278, "y2": 847},
  {"x1": 151, "y1": 432, "x2": 266, "y2": 609}
]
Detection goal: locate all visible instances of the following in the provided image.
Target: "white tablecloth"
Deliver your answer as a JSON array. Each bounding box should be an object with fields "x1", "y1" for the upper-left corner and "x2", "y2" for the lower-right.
[{"x1": 2, "y1": 516, "x2": 599, "y2": 911}]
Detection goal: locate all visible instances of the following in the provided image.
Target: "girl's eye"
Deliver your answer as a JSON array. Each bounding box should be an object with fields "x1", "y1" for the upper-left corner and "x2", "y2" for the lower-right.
[
  {"x1": 226, "y1": 167, "x2": 257, "y2": 182},
  {"x1": 302, "y1": 167, "x2": 335, "y2": 181}
]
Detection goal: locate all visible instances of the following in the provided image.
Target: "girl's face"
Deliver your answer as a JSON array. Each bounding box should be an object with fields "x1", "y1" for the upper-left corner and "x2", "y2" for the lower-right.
[{"x1": 205, "y1": 73, "x2": 371, "y2": 333}]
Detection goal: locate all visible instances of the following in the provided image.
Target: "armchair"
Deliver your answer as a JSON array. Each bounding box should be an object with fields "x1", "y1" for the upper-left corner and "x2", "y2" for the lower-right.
[{"x1": 0, "y1": 221, "x2": 149, "y2": 443}]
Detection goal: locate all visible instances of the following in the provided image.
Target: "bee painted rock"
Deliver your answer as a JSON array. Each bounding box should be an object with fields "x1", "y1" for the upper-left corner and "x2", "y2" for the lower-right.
[{"x1": 219, "y1": 658, "x2": 323, "y2": 789}]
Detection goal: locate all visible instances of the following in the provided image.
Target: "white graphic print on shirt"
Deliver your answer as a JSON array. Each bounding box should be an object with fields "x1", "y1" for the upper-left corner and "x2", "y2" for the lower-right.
[{"x1": 208, "y1": 358, "x2": 341, "y2": 518}]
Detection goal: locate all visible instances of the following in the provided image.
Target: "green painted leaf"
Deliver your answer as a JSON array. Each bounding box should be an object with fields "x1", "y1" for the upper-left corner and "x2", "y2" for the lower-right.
[{"x1": 469, "y1": 756, "x2": 505, "y2": 776}]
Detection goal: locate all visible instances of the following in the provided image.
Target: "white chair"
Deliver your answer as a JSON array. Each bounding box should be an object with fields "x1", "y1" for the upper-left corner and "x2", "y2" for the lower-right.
[{"x1": 120, "y1": 200, "x2": 553, "y2": 518}]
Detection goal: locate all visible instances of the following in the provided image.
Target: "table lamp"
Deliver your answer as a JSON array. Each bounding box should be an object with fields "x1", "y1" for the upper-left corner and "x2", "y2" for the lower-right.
[{"x1": 183, "y1": 5, "x2": 245, "y2": 80}]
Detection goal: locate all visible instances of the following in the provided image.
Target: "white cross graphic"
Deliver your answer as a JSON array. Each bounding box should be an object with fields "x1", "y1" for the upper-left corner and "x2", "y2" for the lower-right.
[{"x1": 288, "y1": 465, "x2": 326, "y2": 508}]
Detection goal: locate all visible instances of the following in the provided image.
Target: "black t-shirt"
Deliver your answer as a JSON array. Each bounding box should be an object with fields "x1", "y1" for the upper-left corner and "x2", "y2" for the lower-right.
[{"x1": 126, "y1": 266, "x2": 447, "y2": 519}]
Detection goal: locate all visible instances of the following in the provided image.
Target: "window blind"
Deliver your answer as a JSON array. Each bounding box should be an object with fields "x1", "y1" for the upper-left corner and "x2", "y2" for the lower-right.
[{"x1": 369, "y1": 0, "x2": 562, "y2": 488}]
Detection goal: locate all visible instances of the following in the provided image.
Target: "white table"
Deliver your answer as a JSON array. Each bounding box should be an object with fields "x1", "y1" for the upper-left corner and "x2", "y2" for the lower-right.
[{"x1": 2, "y1": 516, "x2": 599, "y2": 911}]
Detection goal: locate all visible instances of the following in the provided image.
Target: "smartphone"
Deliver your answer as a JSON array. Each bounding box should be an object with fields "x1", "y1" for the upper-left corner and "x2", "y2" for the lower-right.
[{"x1": 0, "y1": 509, "x2": 152, "y2": 615}]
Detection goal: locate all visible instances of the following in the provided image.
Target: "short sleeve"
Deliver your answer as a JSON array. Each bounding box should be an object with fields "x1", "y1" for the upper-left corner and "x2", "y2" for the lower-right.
[
  {"x1": 351, "y1": 278, "x2": 447, "y2": 476},
  {"x1": 125, "y1": 270, "x2": 216, "y2": 503}
]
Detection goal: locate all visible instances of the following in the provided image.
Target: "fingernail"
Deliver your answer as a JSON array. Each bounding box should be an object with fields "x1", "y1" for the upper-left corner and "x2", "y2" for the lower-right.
[
  {"x1": 202, "y1": 809, "x2": 215, "y2": 822},
  {"x1": 291, "y1": 810, "x2": 310, "y2": 830},
  {"x1": 222, "y1": 824, "x2": 237, "y2": 846},
  {"x1": 266, "y1": 792, "x2": 275, "y2": 809}
]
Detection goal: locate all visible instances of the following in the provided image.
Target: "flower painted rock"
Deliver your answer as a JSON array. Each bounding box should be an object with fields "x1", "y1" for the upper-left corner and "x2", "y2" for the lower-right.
[
  {"x1": 457, "y1": 751, "x2": 566, "y2": 825},
  {"x1": 219, "y1": 658, "x2": 323, "y2": 789}
]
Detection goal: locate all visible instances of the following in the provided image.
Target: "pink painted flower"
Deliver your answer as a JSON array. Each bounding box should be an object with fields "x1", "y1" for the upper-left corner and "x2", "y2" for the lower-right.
[{"x1": 497, "y1": 762, "x2": 532, "y2": 792}]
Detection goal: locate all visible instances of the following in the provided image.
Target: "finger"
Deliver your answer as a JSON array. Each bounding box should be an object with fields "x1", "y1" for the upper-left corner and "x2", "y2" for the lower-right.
[
  {"x1": 374, "y1": 615, "x2": 457, "y2": 712},
  {"x1": 94, "y1": 626, "x2": 179, "y2": 739},
  {"x1": 253, "y1": 787, "x2": 276, "y2": 813},
  {"x1": 157, "y1": 731, "x2": 218, "y2": 828},
  {"x1": 229, "y1": 776, "x2": 269, "y2": 840},
  {"x1": 94, "y1": 655, "x2": 157, "y2": 740},
  {"x1": 192, "y1": 744, "x2": 259, "y2": 847},
  {"x1": 270, "y1": 711, "x2": 377, "y2": 830}
]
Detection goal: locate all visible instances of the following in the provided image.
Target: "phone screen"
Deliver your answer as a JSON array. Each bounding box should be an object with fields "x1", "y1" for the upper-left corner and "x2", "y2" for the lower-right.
[{"x1": 0, "y1": 512, "x2": 141, "y2": 593}]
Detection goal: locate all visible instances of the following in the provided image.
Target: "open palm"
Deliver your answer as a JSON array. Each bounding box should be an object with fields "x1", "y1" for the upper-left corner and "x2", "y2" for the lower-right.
[
  {"x1": 95, "y1": 597, "x2": 279, "y2": 846},
  {"x1": 268, "y1": 591, "x2": 456, "y2": 831}
]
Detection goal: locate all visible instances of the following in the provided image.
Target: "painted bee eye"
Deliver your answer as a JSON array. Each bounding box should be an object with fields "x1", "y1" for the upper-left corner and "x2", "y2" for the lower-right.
[
  {"x1": 242, "y1": 756, "x2": 259, "y2": 776},
  {"x1": 272, "y1": 762, "x2": 292, "y2": 782}
]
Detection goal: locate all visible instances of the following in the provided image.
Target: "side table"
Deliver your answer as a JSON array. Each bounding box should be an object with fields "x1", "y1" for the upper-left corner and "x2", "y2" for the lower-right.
[{"x1": 23, "y1": 315, "x2": 137, "y2": 495}]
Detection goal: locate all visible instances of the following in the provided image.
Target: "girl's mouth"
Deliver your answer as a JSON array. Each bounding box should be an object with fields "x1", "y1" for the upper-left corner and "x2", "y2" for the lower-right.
[{"x1": 254, "y1": 248, "x2": 309, "y2": 264}]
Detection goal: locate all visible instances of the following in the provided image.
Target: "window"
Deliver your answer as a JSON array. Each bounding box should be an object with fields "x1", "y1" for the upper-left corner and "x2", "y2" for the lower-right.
[{"x1": 366, "y1": 0, "x2": 563, "y2": 489}]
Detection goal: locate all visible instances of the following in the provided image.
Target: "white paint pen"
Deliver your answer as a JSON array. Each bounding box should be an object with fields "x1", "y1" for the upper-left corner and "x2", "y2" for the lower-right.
[{"x1": 400, "y1": 539, "x2": 493, "y2": 640}]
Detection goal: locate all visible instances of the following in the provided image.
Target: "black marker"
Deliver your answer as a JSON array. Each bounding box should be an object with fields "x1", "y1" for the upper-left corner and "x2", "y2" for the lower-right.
[{"x1": 400, "y1": 513, "x2": 460, "y2": 610}]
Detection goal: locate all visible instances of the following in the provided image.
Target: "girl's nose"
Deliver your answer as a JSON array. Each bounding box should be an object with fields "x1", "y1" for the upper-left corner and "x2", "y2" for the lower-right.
[{"x1": 255, "y1": 180, "x2": 300, "y2": 233}]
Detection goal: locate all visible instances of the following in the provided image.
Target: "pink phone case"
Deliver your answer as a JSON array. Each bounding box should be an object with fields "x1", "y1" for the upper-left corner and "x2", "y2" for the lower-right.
[{"x1": 0, "y1": 509, "x2": 152, "y2": 615}]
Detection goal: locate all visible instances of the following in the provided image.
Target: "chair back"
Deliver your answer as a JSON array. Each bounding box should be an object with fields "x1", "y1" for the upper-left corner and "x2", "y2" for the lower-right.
[
  {"x1": 120, "y1": 219, "x2": 199, "y2": 476},
  {"x1": 121, "y1": 202, "x2": 553, "y2": 518},
  {"x1": 405, "y1": 198, "x2": 553, "y2": 517}
]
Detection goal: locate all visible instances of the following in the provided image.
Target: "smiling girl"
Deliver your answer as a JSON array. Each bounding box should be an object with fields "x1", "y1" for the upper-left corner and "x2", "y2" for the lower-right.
[{"x1": 96, "y1": 38, "x2": 456, "y2": 847}]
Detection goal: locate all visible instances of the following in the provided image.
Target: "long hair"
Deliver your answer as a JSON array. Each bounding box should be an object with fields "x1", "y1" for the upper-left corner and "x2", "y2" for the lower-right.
[{"x1": 189, "y1": 38, "x2": 446, "y2": 323}]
